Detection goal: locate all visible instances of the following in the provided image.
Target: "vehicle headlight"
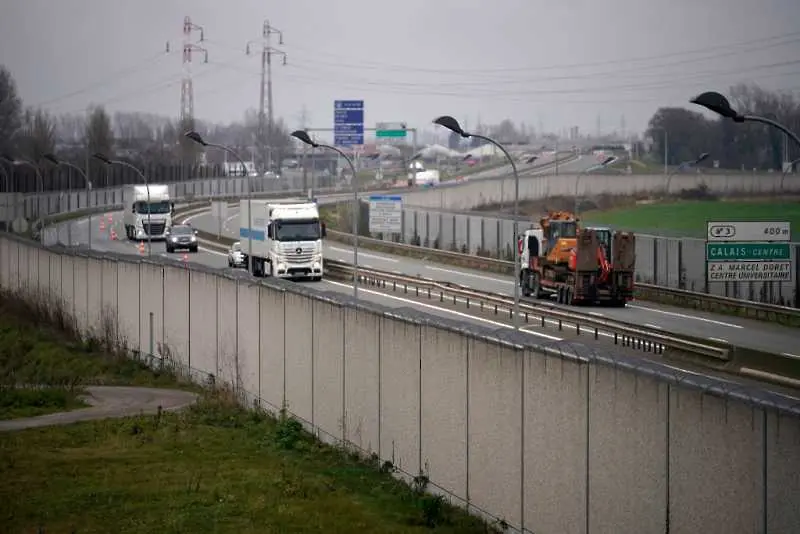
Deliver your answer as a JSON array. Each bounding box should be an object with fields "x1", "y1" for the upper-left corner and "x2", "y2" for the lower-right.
[
  {"x1": 277, "y1": 262, "x2": 287, "y2": 272},
  {"x1": 190, "y1": 236, "x2": 196, "y2": 241}
]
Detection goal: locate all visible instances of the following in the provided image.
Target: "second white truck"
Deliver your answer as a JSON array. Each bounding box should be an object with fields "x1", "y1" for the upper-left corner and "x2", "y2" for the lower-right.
[
  {"x1": 123, "y1": 184, "x2": 173, "y2": 240},
  {"x1": 238, "y1": 199, "x2": 325, "y2": 280}
]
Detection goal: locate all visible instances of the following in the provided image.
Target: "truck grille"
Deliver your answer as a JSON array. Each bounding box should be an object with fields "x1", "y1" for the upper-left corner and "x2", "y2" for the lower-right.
[
  {"x1": 281, "y1": 245, "x2": 315, "y2": 264},
  {"x1": 143, "y1": 222, "x2": 166, "y2": 236}
]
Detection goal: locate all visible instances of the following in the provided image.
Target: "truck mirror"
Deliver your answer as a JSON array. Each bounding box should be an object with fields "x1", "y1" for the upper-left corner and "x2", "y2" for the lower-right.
[{"x1": 321, "y1": 222, "x2": 327, "y2": 238}]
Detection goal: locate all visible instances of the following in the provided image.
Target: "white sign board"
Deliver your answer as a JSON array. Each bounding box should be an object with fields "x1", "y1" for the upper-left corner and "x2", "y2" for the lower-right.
[
  {"x1": 707, "y1": 221, "x2": 791, "y2": 242},
  {"x1": 707, "y1": 261, "x2": 793, "y2": 282},
  {"x1": 211, "y1": 200, "x2": 228, "y2": 219},
  {"x1": 368, "y1": 195, "x2": 402, "y2": 234}
]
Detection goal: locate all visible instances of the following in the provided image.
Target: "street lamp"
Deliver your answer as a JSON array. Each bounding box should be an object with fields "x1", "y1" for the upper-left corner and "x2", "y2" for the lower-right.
[
  {"x1": 1, "y1": 155, "x2": 45, "y2": 240},
  {"x1": 574, "y1": 156, "x2": 616, "y2": 215},
  {"x1": 691, "y1": 91, "x2": 800, "y2": 148},
  {"x1": 433, "y1": 115, "x2": 522, "y2": 330},
  {"x1": 291, "y1": 129, "x2": 360, "y2": 299},
  {"x1": 664, "y1": 152, "x2": 710, "y2": 195},
  {"x1": 43, "y1": 154, "x2": 93, "y2": 248},
  {"x1": 92, "y1": 153, "x2": 152, "y2": 257},
  {"x1": 185, "y1": 130, "x2": 255, "y2": 273},
  {"x1": 0, "y1": 163, "x2": 10, "y2": 231},
  {"x1": 648, "y1": 127, "x2": 669, "y2": 175},
  {"x1": 780, "y1": 155, "x2": 800, "y2": 192}
]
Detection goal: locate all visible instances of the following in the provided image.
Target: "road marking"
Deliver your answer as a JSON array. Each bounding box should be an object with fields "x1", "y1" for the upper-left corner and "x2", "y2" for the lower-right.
[
  {"x1": 588, "y1": 311, "x2": 605, "y2": 317},
  {"x1": 627, "y1": 304, "x2": 743, "y2": 328},
  {"x1": 426, "y1": 266, "x2": 513, "y2": 284},
  {"x1": 644, "y1": 323, "x2": 662, "y2": 329},
  {"x1": 328, "y1": 246, "x2": 398, "y2": 263},
  {"x1": 323, "y1": 280, "x2": 563, "y2": 341},
  {"x1": 708, "y1": 337, "x2": 728, "y2": 343},
  {"x1": 782, "y1": 352, "x2": 800, "y2": 360}
]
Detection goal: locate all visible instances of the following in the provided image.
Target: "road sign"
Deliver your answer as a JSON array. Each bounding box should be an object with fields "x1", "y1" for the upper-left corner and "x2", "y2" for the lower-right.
[
  {"x1": 704, "y1": 220, "x2": 794, "y2": 283},
  {"x1": 707, "y1": 221, "x2": 791, "y2": 242},
  {"x1": 705, "y1": 242, "x2": 791, "y2": 261},
  {"x1": 376, "y1": 121, "x2": 407, "y2": 138},
  {"x1": 368, "y1": 195, "x2": 402, "y2": 234},
  {"x1": 707, "y1": 261, "x2": 792, "y2": 282},
  {"x1": 334, "y1": 99, "x2": 364, "y2": 147}
]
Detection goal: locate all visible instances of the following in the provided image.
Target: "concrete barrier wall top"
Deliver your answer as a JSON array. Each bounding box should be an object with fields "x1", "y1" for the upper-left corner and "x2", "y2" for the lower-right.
[{"x1": 3, "y1": 232, "x2": 800, "y2": 533}]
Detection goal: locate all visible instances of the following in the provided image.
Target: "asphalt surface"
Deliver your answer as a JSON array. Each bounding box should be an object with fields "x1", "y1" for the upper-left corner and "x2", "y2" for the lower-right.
[{"x1": 0, "y1": 386, "x2": 198, "y2": 432}]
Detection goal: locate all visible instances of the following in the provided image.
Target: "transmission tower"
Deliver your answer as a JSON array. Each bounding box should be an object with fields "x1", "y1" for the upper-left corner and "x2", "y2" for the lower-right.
[
  {"x1": 247, "y1": 20, "x2": 287, "y2": 172},
  {"x1": 179, "y1": 17, "x2": 207, "y2": 129}
]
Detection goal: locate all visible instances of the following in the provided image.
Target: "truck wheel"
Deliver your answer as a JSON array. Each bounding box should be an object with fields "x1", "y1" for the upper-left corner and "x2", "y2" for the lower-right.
[
  {"x1": 520, "y1": 272, "x2": 531, "y2": 297},
  {"x1": 530, "y1": 272, "x2": 542, "y2": 299},
  {"x1": 565, "y1": 287, "x2": 574, "y2": 305}
]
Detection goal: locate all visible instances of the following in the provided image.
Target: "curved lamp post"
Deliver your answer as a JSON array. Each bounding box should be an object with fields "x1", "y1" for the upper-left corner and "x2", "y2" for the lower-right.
[
  {"x1": 43, "y1": 154, "x2": 93, "y2": 248},
  {"x1": 574, "y1": 155, "x2": 616, "y2": 215},
  {"x1": 185, "y1": 131, "x2": 254, "y2": 270},
  {"x1": 291, "y1": 129, "x2": 360, "y2": 299},
  {"x1": 93, "y1": 153, "x2": 152, "y2": 257},
  {"x1": 1, "y1": 155, "x2": 45, "y2": 240},
  {"x1": 691, "y1": 92, "x2": 800, "y2": 149},
  {"x1": 664, "y1": 152, "x2": 710, "y2": 195},
  {"x1": 433, "y1": 115, "x2": 522, "y2": 330}
]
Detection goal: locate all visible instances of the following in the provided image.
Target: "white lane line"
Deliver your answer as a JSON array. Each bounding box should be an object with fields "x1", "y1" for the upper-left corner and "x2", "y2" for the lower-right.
[
  {"x1": 781, "y1": 352, "x2": 800, "y2": 360},
  {"x1": 328, "y1": 246, "x2": 398, "y2": 263},
  {"x1": 588, "y1": 311, "x2": 605, "y2": 317},
  {"x1": 426, "y1": 265, "x2": 514, "y2": 284},
  {"x1": 323, "y1": 280, "x2": 563, "y2": 341},
  {"x1": 708, "y1": 337, "x2": 728, "y2": 343},
  {"x1": 644, "y1": 323, "x2": 662, "y2": 329},
  {"x1": 627, "y1": 304, "x2": 743, "y2": 329}
]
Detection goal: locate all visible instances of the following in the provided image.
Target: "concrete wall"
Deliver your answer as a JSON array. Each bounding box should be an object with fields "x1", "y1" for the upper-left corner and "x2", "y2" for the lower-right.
[
  {"x1": 398, "y1": 207, "x2": 800, "y2": 307},
  {"x1": 398, "y1": 171, "x2": 799, "y2": 211},
  {"x1": 2, "y1": 232, "x2": 799, "y2": 534}
]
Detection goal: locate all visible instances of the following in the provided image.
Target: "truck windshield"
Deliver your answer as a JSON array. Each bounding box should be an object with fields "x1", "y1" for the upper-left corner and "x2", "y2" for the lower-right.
[
  {"x1": 135, "y1": 201, "x2": 171, "y2": 214},
  {"x1": 274, "y1": 219, "x2": 321, "y2": 241}
]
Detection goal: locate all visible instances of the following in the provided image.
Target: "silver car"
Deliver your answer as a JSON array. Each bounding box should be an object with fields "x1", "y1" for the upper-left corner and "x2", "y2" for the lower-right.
[{"x1": 227, "y1": 241, "x2": 246, "y2": 268}]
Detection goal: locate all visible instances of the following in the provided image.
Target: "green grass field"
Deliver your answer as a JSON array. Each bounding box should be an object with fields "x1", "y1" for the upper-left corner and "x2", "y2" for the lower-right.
[{"x1": 581, "y1": 200, "x2": 800, "y2": 238}]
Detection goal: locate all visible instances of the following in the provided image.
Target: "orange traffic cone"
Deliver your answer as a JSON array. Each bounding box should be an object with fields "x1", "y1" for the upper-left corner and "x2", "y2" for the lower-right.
[
  {"x1": 110, "y1": 229, "x2": 117, "y2": 240},
  {"x1": 182, "y1": 253, "x2": 189, "y2": 263},
  {"x1": 138, "y1": 241, "x2": 145, "y2": 254},
  {"x1": 99, "y1": 219, "x2": 105, "y2": 231},
  {"x1": 107, "y1": 213, "x2": 113, "y2": 223}
]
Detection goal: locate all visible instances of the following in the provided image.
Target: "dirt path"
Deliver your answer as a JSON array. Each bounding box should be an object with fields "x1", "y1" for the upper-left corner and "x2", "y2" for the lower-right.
[{"x1": 0, "y1": 386, "x2": 198, "y2": 432}]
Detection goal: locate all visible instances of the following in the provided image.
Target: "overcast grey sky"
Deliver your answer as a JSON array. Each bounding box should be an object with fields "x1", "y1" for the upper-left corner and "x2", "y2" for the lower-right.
[{"x1": 2, "y1": 0, "x2": 799, "y2": 141}]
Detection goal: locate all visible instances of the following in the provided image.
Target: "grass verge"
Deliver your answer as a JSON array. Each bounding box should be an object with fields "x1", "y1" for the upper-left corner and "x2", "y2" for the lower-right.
[
  {"x1": 0, "y1": 392, "x2": 498, "y2": 533},
  {"x1": 0, "y1": 287, "x2": 501, "y2": 533},
  {"x1": 582, "y1": 199, "x2": 800, "y2": 238},
  {"x1": 0, "y1": 387, "x2": 89, "y2": 420}
]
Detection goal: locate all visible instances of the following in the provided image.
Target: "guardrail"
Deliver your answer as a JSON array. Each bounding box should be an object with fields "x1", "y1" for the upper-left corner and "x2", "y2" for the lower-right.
[
  {"x1": 322, "y1": 229, "x2": 800, "y2": 328},
  {"x1": 323, "y1": 259, "x2": 729, "y2": 360}
]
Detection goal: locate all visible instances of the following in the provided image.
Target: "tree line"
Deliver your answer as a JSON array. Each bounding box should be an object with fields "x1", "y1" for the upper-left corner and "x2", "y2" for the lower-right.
[
  {"x1": 0, "y1": 65, "x2": 293, "y2": 193},
  {"x1": 644, "y1": 83, "x2": 800, "y2": 171}
]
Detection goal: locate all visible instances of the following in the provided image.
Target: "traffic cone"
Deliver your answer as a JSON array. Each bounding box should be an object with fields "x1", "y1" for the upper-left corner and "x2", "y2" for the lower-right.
[
  {"x1": 138, "y1": 241, "x2": 145, "y2": 254},
  {"x1": 107, "y1": 213, "x2": 113, "y2": 223},
  {"x1": 182, "y1": 253, "x2": 189, "y2": 264},
  {"x1": 110, "y1": 229, "x2": 117, "y2": 240},
  {"x1": 99, "y1": 219, "x2": 105, "y2": 231}
]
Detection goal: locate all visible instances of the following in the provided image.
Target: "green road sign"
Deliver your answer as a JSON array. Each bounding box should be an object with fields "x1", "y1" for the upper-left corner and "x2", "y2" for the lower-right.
[
  {"x1": 705, "y1": 242, "x2": 791, "y2": 261},
  {"x1": 376, "y1": 129, "x2": 407, "y2": 138}
]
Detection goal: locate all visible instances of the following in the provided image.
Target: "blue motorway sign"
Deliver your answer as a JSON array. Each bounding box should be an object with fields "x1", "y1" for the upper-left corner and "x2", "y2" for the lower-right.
[
  {"x1": 334, "y1": 100, "x2": 364, "y2": 110},
  {"x1": 334, "y1": 109, "x2": 364, "y2": 123},
  {"x1": 334, "y1": 99, "x2": 364, "y2": 147}
]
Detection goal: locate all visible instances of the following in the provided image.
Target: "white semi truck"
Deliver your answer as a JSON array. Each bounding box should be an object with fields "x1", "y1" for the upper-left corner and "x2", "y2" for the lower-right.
[
  {"x1": 122, "y1": 184, "x2": 173, "y2": 241},
  {"x1": 239, "y1": 199, "x2": 325, "y2": 280}
]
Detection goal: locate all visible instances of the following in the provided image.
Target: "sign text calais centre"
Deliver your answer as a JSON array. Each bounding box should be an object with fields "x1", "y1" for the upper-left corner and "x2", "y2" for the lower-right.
[{"x1": 706, "y1": 221, "x2": 793, "y2": 282}]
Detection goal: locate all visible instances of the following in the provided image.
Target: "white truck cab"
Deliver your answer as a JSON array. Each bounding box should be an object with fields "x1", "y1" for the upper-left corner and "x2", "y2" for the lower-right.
[
  {"x1": 123, "y1": 184, "x2": 172, "y2": 240},
  {"x1": 239, "y1": 199, "x2": 325, "y2": 280}
]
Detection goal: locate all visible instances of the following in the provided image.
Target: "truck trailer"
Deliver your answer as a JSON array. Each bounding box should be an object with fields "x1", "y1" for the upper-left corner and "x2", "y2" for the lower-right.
[
  {"x1": 238, "y1": 199, "x2": 325, "y2": 280},
  {"x1": 122, "y1": 184, "x2": 173, "y2": 241},
  {"x1": 518, "y1": 211, "x2": 636, "y2": 306}
]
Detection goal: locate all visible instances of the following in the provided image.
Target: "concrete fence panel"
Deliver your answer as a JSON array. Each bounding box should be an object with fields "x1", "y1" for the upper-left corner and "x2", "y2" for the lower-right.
[
  {"x1": 467, "y1": 340, "x2": 523, "y2": 528},
  {"x1": 420, "y1": 325, "x2": 469, "y2": 501},
  {"x1": 61, "y1": 254, "x2": 79, "y2": 329},
  {"x1": 343, "y1": 307, "x2": 381, "y2": 453},
  {"x1": 86, "y1": 256, "x2": 105, "y2": 331},
  {"x1": 163, "y1": 267, "x2": 190, "y2": 370},
  {"x1": 523, "y1": 351, "x2": 589, "y2": 533},
  {"x1": 766, "y1": 410, "x2": 800, "y2": 532},
  {"x1": 283, "y1": 290, "x2": 314, "y2": 424},
  {"x1": 669, "y1": 390, "x2": 762, "y2": 533},
  {"x1": 587, "y1": 364, "x2": 667, "y2": 534},
  {"x1": 257, "y1": 285, "x2": 286, "y2": 414},
  {"x1": 310, "y1": 297, "x2": 345, "y2": 440},
  {"x1": 379, "y1": 317, "x2": 422, "y2": 477},
  {"x1": 139, "y1": 262, "x2": 165, "y2": 361},
  {"x1": 215, "y1": 275, "x2": 240, "y2": 384},
  {"x1": 47, "y1": 250, "x2": 63, "y2": 302},
  {"x1": 187, "y1": 270, "x2": 219, "y2": 381},
  {"x1": 236, "y1": 280, "x2": 262, "y2": 399},
  {"x1": 115, "y1": 261, "x2": 140, "y2": 353}
]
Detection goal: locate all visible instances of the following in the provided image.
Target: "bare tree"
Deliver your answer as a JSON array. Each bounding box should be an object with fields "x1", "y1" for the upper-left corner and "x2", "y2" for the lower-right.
[
  {"x1": 0, "y1": 65, "x2": 23, "y2": 155},
  {"x1": 85, "y1": 105, "x2": 114, "y2": 185},
  {"x1": 18, "y1": 108, "x2": 56, "y2": 162}
]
